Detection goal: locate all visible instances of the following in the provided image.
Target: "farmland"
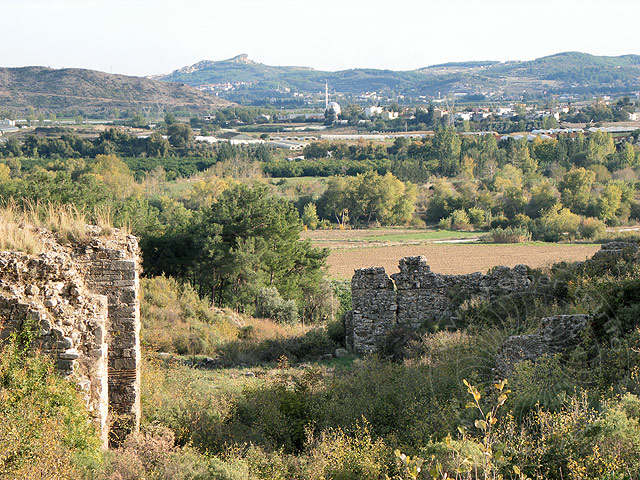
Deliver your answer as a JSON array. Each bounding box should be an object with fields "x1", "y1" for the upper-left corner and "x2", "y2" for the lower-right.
[{"x1": 302, "y1": 228, "x2": 600, "y2": 278}]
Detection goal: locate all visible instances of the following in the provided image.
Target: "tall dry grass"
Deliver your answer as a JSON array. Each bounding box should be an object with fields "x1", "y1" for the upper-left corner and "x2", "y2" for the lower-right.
[
  {"x1": 0, "y1": 202, "x2": 44, "y2": 254},
  {"x1": 0, "y1": 200, "x2": 119, "y2": 254}
]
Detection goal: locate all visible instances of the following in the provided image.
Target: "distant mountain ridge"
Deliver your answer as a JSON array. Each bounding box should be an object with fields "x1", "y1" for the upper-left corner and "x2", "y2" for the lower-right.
[
  {"x1": 158, "y1": 52, "x2": 640, "y2": 100},
  {"x1": 0, "y1": 66, "x2": 231, "y2": 116}
]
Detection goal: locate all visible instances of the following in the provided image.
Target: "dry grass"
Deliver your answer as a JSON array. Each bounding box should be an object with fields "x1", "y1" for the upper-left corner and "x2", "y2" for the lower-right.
[
  {"x1": 0, "y1": 210, "x2": 44, "y2": 254},
  {"x1": 0, "y1": 200, "x2": 117, "y2": 254},
  {"x1": 325, "y1": 243, "x2": 601, "y2": 279}
]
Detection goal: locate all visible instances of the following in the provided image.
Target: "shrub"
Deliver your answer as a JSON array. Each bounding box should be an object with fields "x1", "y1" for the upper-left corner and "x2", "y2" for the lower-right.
[
  {"x1": 512, "y1": 212, "x2": 531, "y2": 228},
  {"x1": 500, "y1": 393, "x2": 640, "y2": 480},
  {"x1": 467, "y1": 207, "x2": 486, "y2": 227},
  {"x1": 530, "y1": 206, "x2": 581, "y2": 241},
  {"x1": 326, "y1": 318, "x2": 346, "y2": 346},
  {"x1": 141, "y1": 356, "x2": 232, "y2": 454},
  {"x1": 331, "y1": 279, "x2": 352, "y2": 319},
  {"x1": 295, "y1": 328, "x2": 336, "y2": 359},
  {"x1": 302, "y1": 202, "x2": 319, "y2": 230},
  {"x1": 490, "y1": 215, "x2": 510, "y2": 229},
  {"x1": 316, "y1": 356, "x2": 477, "y2": 446},
  {"x1": 437, "y1": 216, "x2": 452, "y2": 230},
  {"x1": 305, "y1": 422, "x2": 390, "y2": 480},
  {"x1": 256, "y1": 287, "x2": 299, "y2": 324},
  {"x1": 579, "y1": 216, "x2": 606, "y2": 239},
  {"x1": 485, "y1": 226, "x2": 531, "y2": 243},
  {"x1": 409, "y1": 214, "x2": 427, "y2": 228},
  {"x1": 380, "y1": 325, "x2": 419, "y2": 361},
  {"x1": 0, "y1": 326, "x2": 102, "y2": 479},
  {"x1": 450, "y1": 209, "x2": 472, "y2": 230},
  {"x1": 141, "y1": 276, "x2": 238, "y2": 354},
  {"x1": 94, "y1": 424, "x2": 249, "y2": 480},
  {"x1": 235, "y1": 374, "x2": 318, "y2": 453}
]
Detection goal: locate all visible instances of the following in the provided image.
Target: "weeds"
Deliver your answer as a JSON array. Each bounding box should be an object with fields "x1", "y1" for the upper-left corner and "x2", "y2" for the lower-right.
[{"x1": 0, "y1": 199, "x2": 120, "y2": 253}]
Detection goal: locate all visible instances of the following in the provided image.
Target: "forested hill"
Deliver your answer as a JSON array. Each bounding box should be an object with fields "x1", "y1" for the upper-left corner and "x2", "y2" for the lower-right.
[
  {"x1": 0, "y1": 66, "x2": 232, "y2": 116},
  {"x1": 158, "y1": 52, "x2": 640, "y2": 99}
]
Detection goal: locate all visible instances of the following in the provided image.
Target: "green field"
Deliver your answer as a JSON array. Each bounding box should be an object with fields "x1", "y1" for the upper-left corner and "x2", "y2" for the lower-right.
[{"x1": 363, "y1": 229, "x2": 480, "y2": 242}]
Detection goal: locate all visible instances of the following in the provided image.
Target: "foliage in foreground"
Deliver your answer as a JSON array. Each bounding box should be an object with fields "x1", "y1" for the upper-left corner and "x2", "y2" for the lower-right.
[{"x1": 0, "y1": 326, "x2": 102, "y2": 478}]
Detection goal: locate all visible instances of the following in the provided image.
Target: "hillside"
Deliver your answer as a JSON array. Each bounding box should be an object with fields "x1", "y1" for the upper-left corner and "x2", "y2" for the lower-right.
[
  {"x1": 0, "y1": 66, "x2": 232, "y2": 116},
  {"x1": 158, "y1": 52, "x2": 640, "y2": 101}
]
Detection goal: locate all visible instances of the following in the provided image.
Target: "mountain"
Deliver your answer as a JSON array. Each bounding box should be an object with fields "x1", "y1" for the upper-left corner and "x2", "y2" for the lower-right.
[
  {"x1": 0, "y1": 66, "x2": 232, "y2": 116},
  {"x1": 157, "y1": 52, "x2": 640, "y2": 102}
]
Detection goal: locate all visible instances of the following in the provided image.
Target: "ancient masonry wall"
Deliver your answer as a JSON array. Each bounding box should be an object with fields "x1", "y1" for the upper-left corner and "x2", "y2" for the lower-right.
[
  {"x1": 349, "y1": 256, "x2": 531, "y2": 354},
  {"x1": 72, "y1": 233, "x2": 141, "y2": 447},
  {"x1": 0, "y1": 229, "x2": 141, "y2": 448},
  {"x1": 0, "y1": 252, "x2": 110, "y2": 446}
]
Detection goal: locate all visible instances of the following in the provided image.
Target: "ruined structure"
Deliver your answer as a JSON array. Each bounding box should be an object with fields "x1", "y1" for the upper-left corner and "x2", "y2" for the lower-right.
[
  {"x1": 348, "y1": 256, "x2": 531, "y2": 353},
  {"x1": 0, "y1": 227, "x2": 141, "y2": 448},
  {"x1": 347, "y1": 242, "x2": 639, "y2": 358},
  {"x1": 496, "y1": 314, "x2": 590, "y2": 376}
]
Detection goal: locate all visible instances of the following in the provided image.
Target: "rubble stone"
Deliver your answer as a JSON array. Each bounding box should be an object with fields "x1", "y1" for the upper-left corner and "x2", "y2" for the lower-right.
[{"x1": 496, "y1": 314, "x2": 590, "y2": 376}]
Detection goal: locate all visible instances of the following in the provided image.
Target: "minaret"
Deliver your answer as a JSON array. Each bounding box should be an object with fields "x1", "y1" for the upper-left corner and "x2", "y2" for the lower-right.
[{"x1": 325, "y1": 80, "x2": 329, "y2": 110}]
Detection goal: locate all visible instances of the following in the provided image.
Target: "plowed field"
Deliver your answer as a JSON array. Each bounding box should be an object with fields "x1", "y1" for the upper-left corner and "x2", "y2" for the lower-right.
[{"x1": 325, "y1": 243, "x2": 600, "y2": 279}]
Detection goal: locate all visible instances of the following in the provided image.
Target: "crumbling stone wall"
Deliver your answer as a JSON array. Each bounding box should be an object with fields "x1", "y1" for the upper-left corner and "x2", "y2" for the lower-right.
[
  {"x1": 349, "y1": 267, "x2": 397, "y2": 354},
  {"x1": 348, "y1": 243, "x2": 638, "y2": 355},
  {"x1": 0, "y1": 228, "x2": 141, "y2": 448},
  {"x1": 496, "y1": 314, "x2": 590, "y2": 376},
  {"x1": 392, "y1": 256, "x2": 530, "y2": 329},
  {"x1": 71, "y1": 231, "x2": 141, "y2": 447},
  {"x1": 0, "y1": 252, "x2": 110, "y2": 446},
  {"x1": 349, "y1": 256, "x2": 531, "y2": 354}
]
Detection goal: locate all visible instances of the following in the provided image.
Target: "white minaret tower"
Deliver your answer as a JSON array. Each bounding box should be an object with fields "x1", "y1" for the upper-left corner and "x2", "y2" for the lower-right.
[{"x1": 325, "y1": 80, "x2": 329, "y2": 110}]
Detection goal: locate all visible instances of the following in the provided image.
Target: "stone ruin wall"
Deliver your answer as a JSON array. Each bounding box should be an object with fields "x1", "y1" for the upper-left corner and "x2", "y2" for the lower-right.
[
  {"x1": 0, "y1": 228, "x2": 141, "y2": 448},
  {"x1": 348, "y1": 256, "x2": 532, "y2": 354},
  {"x1": 72, "y1": 233, "x2": 141, "y2": 447},
  {"x1": 348, "y1": 242, "x2": 640, "y2": 356}
]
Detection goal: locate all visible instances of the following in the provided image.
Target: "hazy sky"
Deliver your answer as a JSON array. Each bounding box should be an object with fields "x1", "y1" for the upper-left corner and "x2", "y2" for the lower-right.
[{"x1": 2, "y1": 0, "x2": 639, "y2": 76}]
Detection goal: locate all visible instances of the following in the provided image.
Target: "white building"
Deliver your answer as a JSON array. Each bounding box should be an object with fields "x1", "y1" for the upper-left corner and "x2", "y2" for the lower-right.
[
  {"x1": 455, "y1": 112, "x2": 473, "y2": 122},
  {"x1": 381, "y1": 110, "x2": 399, "y2": 121},
  {"x1": 364, "y1": 106, "x2": 383, "y2": 118},
  {"x1": 327, "y1": 101, "x2": 341, "y2": 116},
  {"x1": 495, "y1": 107, "x2": 513, "y2": 116}
]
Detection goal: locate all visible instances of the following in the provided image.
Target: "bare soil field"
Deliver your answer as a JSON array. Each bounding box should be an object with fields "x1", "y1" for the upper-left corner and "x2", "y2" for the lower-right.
[{"x1": 326, "y1": 243, "x2": 600, "y2": 279}]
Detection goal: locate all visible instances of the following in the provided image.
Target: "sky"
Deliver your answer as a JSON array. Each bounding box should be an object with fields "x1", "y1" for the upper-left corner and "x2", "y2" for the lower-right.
[{"x1": 2, "y1": 0, "x2": 639, "y2": 76}]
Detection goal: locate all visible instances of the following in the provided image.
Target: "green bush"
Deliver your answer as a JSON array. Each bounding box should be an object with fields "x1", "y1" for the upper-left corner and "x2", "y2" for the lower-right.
[
  {"x1": 490, "y1": 215, "x2": 510, "y2": 229},
  {"x1": 0, "y1": 326, "x2": 102, "y2": 479},
  {"x1": 579, "y1": 216, "x2": 606, "y2": 239},
  {"x1": 485, "y1": 226, "x2": 531, "y2": 243},
  {"x1": 141, "y1": 275, "x2": 238, "y2": 354},
  {"x1": 380, "y1": 325, "x2": 419, "y2": 362},
  {"x1": 530, "y1": 206, "x2": 581, "y2": 241},
  {"x1": 450, "y1": 209, "x2": 472, "y2": 231},
  {"x1": 327, "y1": 318, "x2": 346, "y2": 346},
  {"x1": 256, "y1": 287, "x2": 299, "y2": 324},
  {"x1": 467, "y1": 207, "x2": 486, "y2": 227},
  {"x1": 500, "y1": 393, "x2": 640, "y2": 480},
  {"x1": 93, "y1": 424, "x2": 250, "y2": 480},
  {"x1": 437, "y1": 216, "x2": 452, "y2": 230},
  {"x1": 305, "y1": 422, "x2": 391, "y2": 480},
  {"x1": 331, "y1": 279, "x2": 352, "y2": 319}
]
